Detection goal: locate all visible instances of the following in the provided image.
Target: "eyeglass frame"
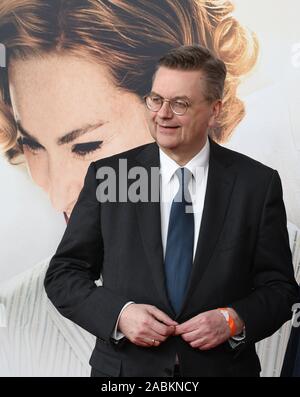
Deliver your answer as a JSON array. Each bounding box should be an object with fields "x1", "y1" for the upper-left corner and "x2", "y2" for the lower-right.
[{"x1": 143, "y1": 92, "x2": 192, "y2": 116}]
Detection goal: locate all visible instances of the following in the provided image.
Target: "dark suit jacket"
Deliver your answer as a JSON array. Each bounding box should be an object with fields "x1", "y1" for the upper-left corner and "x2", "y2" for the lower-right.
[{"x1": 44, "y1": 140, "x2": 298, "y2": 377}]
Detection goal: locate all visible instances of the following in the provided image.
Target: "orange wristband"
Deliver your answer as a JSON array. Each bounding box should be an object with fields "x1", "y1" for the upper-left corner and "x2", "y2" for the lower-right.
[{"x1": 218, "y1": 308, "x2": 237, "y2": 337}]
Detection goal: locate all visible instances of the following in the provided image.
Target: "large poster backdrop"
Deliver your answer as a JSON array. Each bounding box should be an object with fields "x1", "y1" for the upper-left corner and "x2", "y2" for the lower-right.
[{"x1": 0, "y1": 0, "x2": 299, "y2": 377}]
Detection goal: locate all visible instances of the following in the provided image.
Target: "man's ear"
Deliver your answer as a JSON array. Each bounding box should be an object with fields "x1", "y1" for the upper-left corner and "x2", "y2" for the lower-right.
[{"x1": 208, "y1": 100, "x2": 222, "y2": 127}]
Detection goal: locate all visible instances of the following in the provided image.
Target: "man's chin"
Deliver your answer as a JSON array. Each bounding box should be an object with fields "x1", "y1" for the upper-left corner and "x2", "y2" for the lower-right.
[
  {"x1": 156, "y1": 137, "x2": 180, "y2": 152},
  {"x1": 155, "y1": 130, "x2": 180, "y2": 147}
]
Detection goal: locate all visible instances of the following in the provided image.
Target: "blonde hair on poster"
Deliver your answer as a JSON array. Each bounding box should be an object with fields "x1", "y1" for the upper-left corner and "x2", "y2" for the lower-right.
[{"x1": 0, "y1": 0, "x2": 258, "y2": 164}]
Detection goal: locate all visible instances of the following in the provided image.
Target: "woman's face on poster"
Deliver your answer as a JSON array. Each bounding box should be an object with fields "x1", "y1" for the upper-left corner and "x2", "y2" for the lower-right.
[{"x1": 8, "y1": 54, "x2": 151, "y2": 221}]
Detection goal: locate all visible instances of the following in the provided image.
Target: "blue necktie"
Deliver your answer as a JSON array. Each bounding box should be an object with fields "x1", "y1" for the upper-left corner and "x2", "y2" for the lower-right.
[{"x1": 164, "y1": 168, "x2": 194, "y2": 314}]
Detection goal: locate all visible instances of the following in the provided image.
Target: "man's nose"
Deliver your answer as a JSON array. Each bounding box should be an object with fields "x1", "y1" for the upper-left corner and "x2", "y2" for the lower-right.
[{"x1": 157, "y1": 100, "x2": 173, "y2": 119}]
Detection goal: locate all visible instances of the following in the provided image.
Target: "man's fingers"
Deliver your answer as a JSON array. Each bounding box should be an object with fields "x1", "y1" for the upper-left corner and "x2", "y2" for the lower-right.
[
  {"x1": 135, "y1": 339, "x2": 149, "y2": 347},
  {"x1": 123, "y1": 304, "x2": 177, "y2": 346},
  {"x1": 148, "y1": 306, "x2": 177, "y2": 326},
  {"x1": 175, "y1": 321, "x2": 194, "y2": 335},
  {"x1": 179, "y1": 329, "x2": 200, "y2": 343},
  {"x1": 145, "y1": 331, "x2": 167, "y2": 343},
  {"x1": 147, "y1": 306, "x2": 177, "y2": 339},
  {"x1": 190, "y1": 337, "x2": 208, "y2": 348},
  {"x1": 144, "y1": 338, "x2": 161, "y2": 347},
  {"x1": 175, "y1": 315, "x2": 203, "y2": 335},
  {"x1": 150, "y1": 319, "x2": 176, "y2": 338},
  {"x1": 136, "y1": 337, "x2": 161, "y2": 348}
]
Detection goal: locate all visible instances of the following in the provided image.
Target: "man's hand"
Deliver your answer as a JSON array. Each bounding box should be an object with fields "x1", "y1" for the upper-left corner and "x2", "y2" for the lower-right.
[
  {"x1": 118, "y1": 304, "x2": 178, "y2": 347},
  {"x1": 175, "y1": 308, "x2": 244, "y2": 350}
]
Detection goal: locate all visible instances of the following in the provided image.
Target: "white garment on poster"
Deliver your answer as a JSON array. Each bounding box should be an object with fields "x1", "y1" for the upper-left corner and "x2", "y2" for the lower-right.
[{"x1": 0, "y1": 257, "x2": 96, "y2": 377}]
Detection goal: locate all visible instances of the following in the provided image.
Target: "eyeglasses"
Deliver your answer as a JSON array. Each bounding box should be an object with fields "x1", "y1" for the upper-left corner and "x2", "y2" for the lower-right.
[{"x1": 144, "y1": 94, "x2": 191, "y2": 116}]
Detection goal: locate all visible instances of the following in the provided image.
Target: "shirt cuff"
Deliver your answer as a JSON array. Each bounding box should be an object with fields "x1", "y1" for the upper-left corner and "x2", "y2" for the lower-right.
[{"x1": 111, "y1": 301, "x2": 135, "y2": 341}]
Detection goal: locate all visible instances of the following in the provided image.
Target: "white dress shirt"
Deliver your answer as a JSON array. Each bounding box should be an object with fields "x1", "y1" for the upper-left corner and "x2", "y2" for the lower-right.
[{"x1": 159, "y1": 138, "x2": 210, "y2": 259}]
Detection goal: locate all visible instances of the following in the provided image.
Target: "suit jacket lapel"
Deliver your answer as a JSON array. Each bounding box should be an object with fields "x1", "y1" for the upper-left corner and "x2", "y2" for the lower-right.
[
  {"x1": 179, "y1": 140, "x2": 237, "y2": 316},
  {"x1": 135, "y1": 143, "x2": 173, "y2": 313}
]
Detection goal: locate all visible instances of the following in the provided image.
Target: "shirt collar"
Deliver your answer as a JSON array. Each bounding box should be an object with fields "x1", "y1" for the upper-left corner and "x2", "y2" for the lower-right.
[{"x1": 159, "y1": 137, "x2": 210, "y2": 184}]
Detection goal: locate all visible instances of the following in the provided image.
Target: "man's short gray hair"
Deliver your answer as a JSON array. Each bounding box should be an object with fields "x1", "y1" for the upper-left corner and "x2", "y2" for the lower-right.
[{"x1": 156, "y1": 45, "x2": 226, "y2": 102}]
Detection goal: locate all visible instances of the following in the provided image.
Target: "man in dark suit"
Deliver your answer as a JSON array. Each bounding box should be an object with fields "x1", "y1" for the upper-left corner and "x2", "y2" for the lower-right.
[{"x1": 44, "y1": 45, "x2": 298, "y2": 377}]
